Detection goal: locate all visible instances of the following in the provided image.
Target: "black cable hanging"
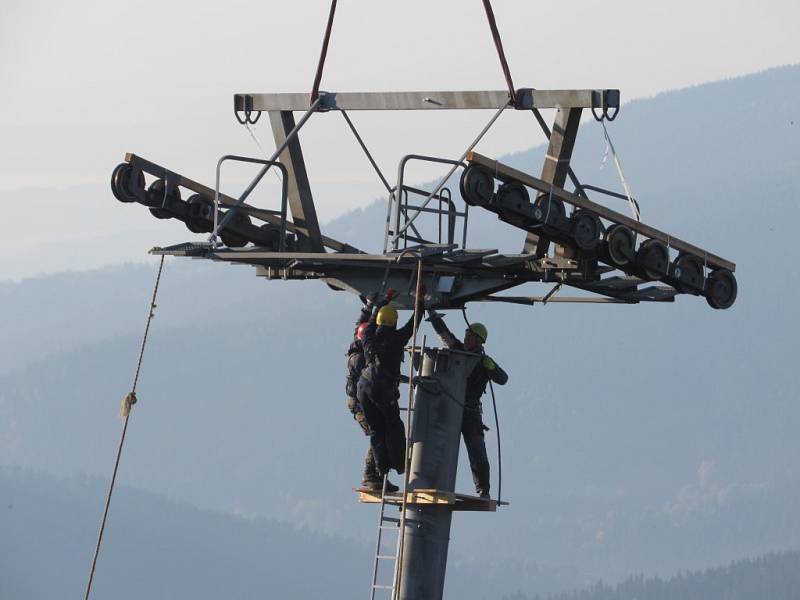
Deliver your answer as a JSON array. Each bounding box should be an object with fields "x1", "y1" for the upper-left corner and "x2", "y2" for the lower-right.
[
  {"x1": 481, "y1": 0, "x2": 517, "y2": 105},
  {"x1": 310, "y1": 0, "x2": 338, "y2": 104}
]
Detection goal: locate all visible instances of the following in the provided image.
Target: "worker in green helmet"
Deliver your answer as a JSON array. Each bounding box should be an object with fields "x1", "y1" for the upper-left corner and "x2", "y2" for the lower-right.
[{"x1": 427, "y1": 310, "x2": 508, "y2": 498}]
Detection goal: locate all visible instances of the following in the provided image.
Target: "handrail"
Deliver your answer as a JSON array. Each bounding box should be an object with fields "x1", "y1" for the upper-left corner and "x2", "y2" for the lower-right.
[
  {"x1": 215, "y1": 155, "x2": 289, "y2": 251},
  {"x1": 388, "y1": 154, "x2": 469, "y2": 253},
  {"x1": 211, "y1": 96, "x2": 321, "y2": 242}
]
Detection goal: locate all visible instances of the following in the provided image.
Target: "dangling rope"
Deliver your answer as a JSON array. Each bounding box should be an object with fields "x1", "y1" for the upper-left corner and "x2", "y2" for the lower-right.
[
  {"x1": 310, "y1": 0, "x2": 338, "y2": 104},
  {"x1": 481, "y1": 0, "x2": 516, "y2": 104},
  {"x1": 600, "y1": 120, "x2": 640, "y2": 222},
  {"x1": 83, "y1": 255, "x2": 166, "y2": 600},
  {"x1": 461, "y1": 308, "x2": 502, "y2": 505}
]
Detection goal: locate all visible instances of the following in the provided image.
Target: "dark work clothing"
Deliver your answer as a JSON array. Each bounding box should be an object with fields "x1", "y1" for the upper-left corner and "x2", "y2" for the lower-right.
[
  {"x1": 358, "y1": 299, "x2": 424, "y2": 477},
  {"x1": 429, "y1": 313, "x2": 508, "y2": 496},
  {"x1": 358, "y1": 377, "x2": 406, "y2": 475},
  {"x1": 347, "y1": 305, "x2": 379, "y2": 484},
  {"x1": 346, "y1": 343, "x2": 366, "y2": 401},
  {"x1": 361, "y1": 314, "x2": 418, "y2": 395}
]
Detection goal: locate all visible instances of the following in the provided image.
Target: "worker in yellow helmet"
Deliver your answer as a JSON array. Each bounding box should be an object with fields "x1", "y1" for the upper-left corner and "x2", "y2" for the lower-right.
[
  {"x1": 427, "y1": 309, "x2": 508, "y2": 498},
  {"x1": 356, "y1": 286, "x2": 425, "y2": 492}
]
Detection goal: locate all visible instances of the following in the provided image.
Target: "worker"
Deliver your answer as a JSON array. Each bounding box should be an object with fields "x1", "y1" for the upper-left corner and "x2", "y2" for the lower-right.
[
  {"x1": 346, "y1": 298, "x2": 380, "y2": 490},
  {"x1": 357, "y1": 287, "x2": 425, "y2": 492},
  {"x1": 426, "y1": 310, "x2": 508, "y2": 498}
]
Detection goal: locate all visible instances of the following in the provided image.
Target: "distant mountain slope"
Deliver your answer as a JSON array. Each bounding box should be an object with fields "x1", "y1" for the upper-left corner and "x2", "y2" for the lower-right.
[
  {"x1": 509, "y1": 550, "x2": 800, "y2": 600},
  {"x1": 0, "y1": 469, "x2": 582, "y2": 599},
  {"x1": 2, "y1": 65, "x2": 800, "y2": 591},
  {"x1": 0, "y1": 468, "x2": 368, "y2": 600}
]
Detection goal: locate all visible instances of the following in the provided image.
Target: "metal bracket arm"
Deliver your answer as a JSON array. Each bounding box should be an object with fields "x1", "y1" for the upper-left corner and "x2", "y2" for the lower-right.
[{"x1": 234, "y1": 89, "x2": 620, "y2": 112}]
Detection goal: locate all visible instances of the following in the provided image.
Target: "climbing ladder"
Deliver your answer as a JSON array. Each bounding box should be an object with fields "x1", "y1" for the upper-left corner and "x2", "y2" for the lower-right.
[
  {"x1": 368, "y1": 340, "x2": 424, "y2": 600},
  {"x1": 368, "y1": 476, "x2": 403, "y2": 599}
]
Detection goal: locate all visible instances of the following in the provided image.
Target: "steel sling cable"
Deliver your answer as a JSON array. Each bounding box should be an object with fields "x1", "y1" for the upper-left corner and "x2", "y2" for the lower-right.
[
  {"x1": 83, "y1": 255, "x2": 166, "y2": 600},
  {"x1": 310, "y1": 0, "x2": 337, "y2": 104},
  {"x1": 461, "y1": 308, "x2": 502, "y2": 505},
  {"x1": 481, "y1": 0, "x2": 516, "y2": 105}
]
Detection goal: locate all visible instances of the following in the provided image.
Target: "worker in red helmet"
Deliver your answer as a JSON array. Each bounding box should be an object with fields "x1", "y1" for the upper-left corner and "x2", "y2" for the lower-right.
[
  {"x1": 427, "y1": 309, "x2": 508, "y2": 498},
  {"x1": 357, "y1": 286, "x2": 426, "y2": 492},
  {"x1": 346, "y1": 296, "x2": 379, "y2": 488}
]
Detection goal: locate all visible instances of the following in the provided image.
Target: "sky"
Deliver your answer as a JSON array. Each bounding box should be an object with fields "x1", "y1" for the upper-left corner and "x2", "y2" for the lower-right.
[{"x1": 0, "y1": 0, "x2": 798, "y2": 278}]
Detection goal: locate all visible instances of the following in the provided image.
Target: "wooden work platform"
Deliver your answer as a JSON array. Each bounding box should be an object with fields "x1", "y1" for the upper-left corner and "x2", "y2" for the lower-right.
[{"x1": 355, "y1": 487, "x2": 508, "y2": 512}]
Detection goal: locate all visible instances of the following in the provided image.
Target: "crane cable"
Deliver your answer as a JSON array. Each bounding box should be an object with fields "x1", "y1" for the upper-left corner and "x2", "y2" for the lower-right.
[
  {"x1": 83, "y1": 255, "x2": 166, "y2": 600},
  {"x1": 481, "y1": 0, "x2": 516, "y2": 105},
  {"x1": 461, "y1": 308, "x2": 503, "y2": 506},
  {"x1": 310, "y1": 0, "x2": 517, "y2": 106}
]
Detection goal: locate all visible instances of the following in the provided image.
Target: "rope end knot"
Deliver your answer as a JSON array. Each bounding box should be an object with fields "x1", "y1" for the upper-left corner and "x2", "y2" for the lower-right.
[{"x1": 119, "y1": 392, "x2": 137, "y2": 418}]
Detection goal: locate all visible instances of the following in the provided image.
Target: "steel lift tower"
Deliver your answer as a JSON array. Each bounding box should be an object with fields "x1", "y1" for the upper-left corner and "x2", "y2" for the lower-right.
[{"x1": 109, "y1": 86, "x2": 737, "y2": 600}]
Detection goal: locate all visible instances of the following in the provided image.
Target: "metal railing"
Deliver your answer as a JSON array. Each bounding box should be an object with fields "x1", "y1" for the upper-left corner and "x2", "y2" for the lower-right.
[
  {"x1": 383, "y1": 155, "x2": 470, "y2": 253},
  {"x1": 214, "y1": 155, "x2": 289, "y2": 251}
]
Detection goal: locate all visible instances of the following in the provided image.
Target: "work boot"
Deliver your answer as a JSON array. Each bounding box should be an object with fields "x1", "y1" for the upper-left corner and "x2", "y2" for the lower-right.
[
  {"x1": 362, "y1": 478, "x2": 399, "y2": 494},
  {"x1": 479, "y1": 491, "x2": 490, "y2": 499},
  {"x1": 362, "y1": 478, "x2": 383, "y2": 491}
]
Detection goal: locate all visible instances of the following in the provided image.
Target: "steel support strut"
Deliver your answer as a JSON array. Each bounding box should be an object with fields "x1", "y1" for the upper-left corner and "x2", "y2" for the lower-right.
[
  {"x1": 268, "y1": 111, "x2": 325, "y2": 252},
  {"x1": 523, "y1": 107, "x2": 582, "y2": 256}
]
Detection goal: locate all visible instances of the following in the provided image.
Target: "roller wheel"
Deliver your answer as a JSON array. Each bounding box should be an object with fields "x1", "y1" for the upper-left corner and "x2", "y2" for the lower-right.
[
  {"x1": 532, "y1": 193, "x2": 565, "y2": 225},
  {"x1": 672, "y1": 254, "x2": 704, "y2": 293},
  {"x1": 186, "y1": 194, "x2": 214, "y2": 233},
  {"x1": 146, "y1": 179, "x2": 180, "y2": 220},
  {"x1": 495, "y1": 181, "x2": 529, "y2": 212},
  {"x1": 110, "y1": 163, "x2": 144, "y2": 203},
  {"x1": 220, "y1": 212, "x2": 251, "y2": 248},
  {"x1": 459, "y1": 165, "x2": 495, "y2": 206},
  {"x1": 604, "y1": 224, "x2": 636, "y2": 266},
  {"x1": 259, "y1": 223, "x2": 281, "y2": 250},
  {"x1": 705, "y1": 268, "x2": 737, "y2": 309},
  {"x1": 571, "y1": 210, "x2": 602, "y2": 251},
  {"x1": 636, "y1": 239, "x2": 669, "y2": 280}
]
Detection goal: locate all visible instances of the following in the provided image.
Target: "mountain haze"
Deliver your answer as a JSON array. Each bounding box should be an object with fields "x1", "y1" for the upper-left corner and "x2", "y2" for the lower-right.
[{"x1": 2, "y1": 66, "x2": 799, "y2": 596}]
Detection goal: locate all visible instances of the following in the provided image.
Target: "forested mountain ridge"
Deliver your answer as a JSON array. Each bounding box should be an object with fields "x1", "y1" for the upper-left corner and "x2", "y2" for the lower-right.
[{"x1": 507, "y1": 551, "x2": 800, "y2": 600}]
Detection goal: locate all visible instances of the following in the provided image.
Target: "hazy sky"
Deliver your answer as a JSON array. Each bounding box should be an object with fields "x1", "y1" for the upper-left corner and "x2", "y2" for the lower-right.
[
  {"x1": 2, "y1": 0, "x2": 798, "y2": 187},
  {"x1": 0, "y1": 0, "x2": 798, "y2": 279}
]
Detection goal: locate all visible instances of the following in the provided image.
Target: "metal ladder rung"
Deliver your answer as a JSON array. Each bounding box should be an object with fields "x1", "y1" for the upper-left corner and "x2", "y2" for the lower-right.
[
  {"x1": 376, "y1": 554, "x2": 397, "y2": 560},
  {"x1": 379, "y1": 525, "x2": 399, "y2": 531},
  {"x1": 372, "y1": 585, "x2": 395, "y2": 590},
  {"x1": 381, "y1": 517, "x2": 401, "y2": 524}
]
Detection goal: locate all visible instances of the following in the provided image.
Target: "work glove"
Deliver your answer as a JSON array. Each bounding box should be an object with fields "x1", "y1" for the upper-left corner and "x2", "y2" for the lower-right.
[
  {"x1": 481, "y1": 356, "x2": 496, "y2": 371},
  {"x1": 426, "y1": 308, "x2": 443, "y2": 322}
]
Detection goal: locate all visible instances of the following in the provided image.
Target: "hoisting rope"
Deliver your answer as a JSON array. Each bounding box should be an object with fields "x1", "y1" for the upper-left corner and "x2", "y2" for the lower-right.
[
  {"x1": 83, "y1": 255, "x2": 166, "y2": 600},
  {"x1": 461, "y1": 308, "x2": 502, "y2": 506},
  {"x1": 309, "y1": 0, "x2": 516, "y2": 106},
  {"x1": 310, "y1": 0, "x2": 338, "y2": 104},
  {"x1": 481, "y1": 0, "x2": 516, "y2": 105}
]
